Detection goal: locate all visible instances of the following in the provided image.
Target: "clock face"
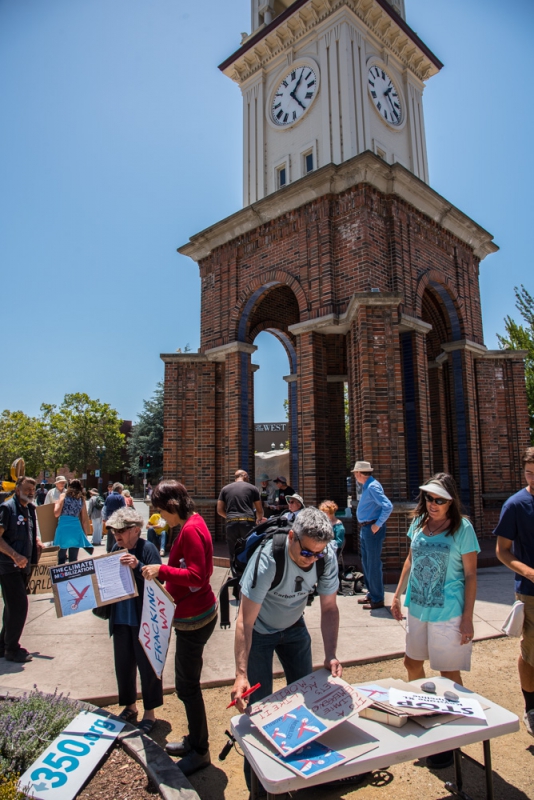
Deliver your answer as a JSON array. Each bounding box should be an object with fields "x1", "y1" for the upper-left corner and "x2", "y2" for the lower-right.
[
  {"x1": 367, "y1": 66, "x2": 402, "y2": 126},
  {"x1": 271, "y1": 66, "x2": 318, "y2": 127}
]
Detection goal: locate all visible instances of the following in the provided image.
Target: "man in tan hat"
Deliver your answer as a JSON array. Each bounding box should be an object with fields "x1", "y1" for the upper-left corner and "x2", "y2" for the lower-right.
[
  {"x1": 44, "y1": 476, "x2": 67, "y2": 505},
  {"x1": 353, "y1": 460, "x2": 392, "y2": 610}
]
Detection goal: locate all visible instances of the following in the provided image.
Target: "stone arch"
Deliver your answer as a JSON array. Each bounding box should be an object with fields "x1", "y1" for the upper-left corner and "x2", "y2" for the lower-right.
[{"x1": 229, "y1": 270, "x2": 309, "y2": 343}]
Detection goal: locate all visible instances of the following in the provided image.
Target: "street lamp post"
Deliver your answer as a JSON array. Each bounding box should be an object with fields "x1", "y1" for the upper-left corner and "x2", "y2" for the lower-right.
[{"x1": 96, "y1": 445, "x2": 106, "y2": 496}]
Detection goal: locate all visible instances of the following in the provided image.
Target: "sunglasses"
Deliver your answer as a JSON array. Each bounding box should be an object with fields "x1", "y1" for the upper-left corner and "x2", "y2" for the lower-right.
[
  {"x1": 424, "y1": 494, "x2": 449, "y2": 506},
  {"x1": 295, "y1": 536, "x2": 326, "y2": 559},
  {"x1": 111, "y1": 525, "x2": 138, "y2": 534}
]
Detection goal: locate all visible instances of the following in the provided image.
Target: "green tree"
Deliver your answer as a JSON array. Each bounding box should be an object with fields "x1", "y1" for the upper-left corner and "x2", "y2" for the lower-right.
[
  {"x1": 0, "y1": 410, "x2": 54, "y2": 479},
  {"x1": 127, "y1": 383, "x2": 164, "y2": 481},
  {"x1": 46, "y1": 393, "x2": 125, "y2": 476},
  {"x1": 498, "y1": 284, "x2": 534, "y2": 442}
]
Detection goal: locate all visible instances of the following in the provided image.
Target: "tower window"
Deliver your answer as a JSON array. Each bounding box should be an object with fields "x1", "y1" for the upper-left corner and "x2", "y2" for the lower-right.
[
  {"x1": 304, "y1": 152, "x2": 314, "y2": 174},
  {"x1": 277, "y1": 166, "x2": 287, "y2": 188}
]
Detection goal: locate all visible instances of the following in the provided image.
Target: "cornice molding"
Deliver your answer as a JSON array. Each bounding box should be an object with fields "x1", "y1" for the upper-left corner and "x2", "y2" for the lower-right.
[
  {"x1": 441, "y1": 339, "x2": 488, "y2": 356},
  {"x1": 178, "y1": 151, "x2": 498, "y2": 263},
  {"x1": 204, "y1": 341, "x2": 258, "y2": 361},
  {"x1": 288, "y1": 291, "x2": 402, "y2": 335},
  {"x1": 160, "y1": 353, "x2": 208, "y2": 364},
  {"x1": 220, "y1": 0, "x2": 442, "y2": 84},
  {"x1": 398, "y1": 313, "x2": 432, "y2": 335}
]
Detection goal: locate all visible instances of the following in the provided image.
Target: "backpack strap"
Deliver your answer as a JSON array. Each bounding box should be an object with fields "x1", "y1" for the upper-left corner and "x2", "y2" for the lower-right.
[{"x1": 270, "y1": 532, "x2": 288, "y2": 590}]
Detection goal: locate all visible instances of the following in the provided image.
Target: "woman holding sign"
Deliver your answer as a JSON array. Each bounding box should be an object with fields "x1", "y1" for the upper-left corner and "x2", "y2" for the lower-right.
[
  {"x1": 142, "y1": 480, "x2": 217, "y2": 777},
  {"x1": 391, "y1": 473, "x2": 480, "y2": 768},
  {"x1": 106, "y1": 506, "x2": 163, "y2": 734}
]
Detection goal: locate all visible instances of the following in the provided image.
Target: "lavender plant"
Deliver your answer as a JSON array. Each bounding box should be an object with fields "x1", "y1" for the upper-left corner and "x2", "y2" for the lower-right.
[{"x1": 0, "y1": 687, "x2": 82, "y2": 774}]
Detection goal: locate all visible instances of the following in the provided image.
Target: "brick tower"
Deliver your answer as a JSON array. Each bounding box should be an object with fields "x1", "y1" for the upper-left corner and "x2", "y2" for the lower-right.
[{"x1": 162, "y1": 0, "x2": 530, "y2": 566}]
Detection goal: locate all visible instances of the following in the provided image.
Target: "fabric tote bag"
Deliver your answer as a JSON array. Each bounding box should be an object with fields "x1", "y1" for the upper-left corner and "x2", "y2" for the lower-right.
[{"x1": 501, "y1": 600, "x2": 525, "y2": 637}]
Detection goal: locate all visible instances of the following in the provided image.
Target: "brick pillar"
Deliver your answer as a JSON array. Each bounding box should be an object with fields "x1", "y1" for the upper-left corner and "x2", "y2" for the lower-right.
[
  {"x1": 346, "y1": 300, "x2": 406, "y2": 500},
  {"x1": 428, "y1": 361, "x2": 449, "y2": 475},
  {"x1": 161, "y1": 353, "x2": 218, "y2": 534},
  {"x1": 205, "y1": 341, "x2": 257, "y2": 485},
  {"x1": 295, "y1": 331, "x2": 330, "y2": 504},
  {"x1": 475, "y1": 351, "x2": 530, "y2": 536},
  {"x1": 327, "y1": 379, "x2": 348, "y2": 507}
]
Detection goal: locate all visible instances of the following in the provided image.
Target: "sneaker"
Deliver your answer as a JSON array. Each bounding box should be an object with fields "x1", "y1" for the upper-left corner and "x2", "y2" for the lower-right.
[
  {"x1": 524, "y1": 710, "x2": 534, "y2": 737},
  {"x1": 5, "y1": 648, "x2": 32, "y2": 663},
  {"x1": 160, "y1": 549, "x2": 165, "y2": 556}
]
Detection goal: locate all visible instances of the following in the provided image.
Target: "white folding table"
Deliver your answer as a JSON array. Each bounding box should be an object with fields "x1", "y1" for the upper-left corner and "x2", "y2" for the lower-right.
[{"x1": 231, "y1": 679, "x2": 519, "y2": 800}]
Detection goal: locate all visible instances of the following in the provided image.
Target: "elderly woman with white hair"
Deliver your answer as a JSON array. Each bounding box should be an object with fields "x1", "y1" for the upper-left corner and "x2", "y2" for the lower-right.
[{"x1": 106, "y1": 506, "x2": 163, "y2": 734}]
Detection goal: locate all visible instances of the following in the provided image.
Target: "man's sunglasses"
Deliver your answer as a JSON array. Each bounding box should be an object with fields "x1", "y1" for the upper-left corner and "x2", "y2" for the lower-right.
[
  {"x1": 424, "y1": 494, "x2": 449, "y2": 506},
  {"x1": 110, "y1": 525, "x2": 138, "y2": 534},
  {"x1": 295, "y1": 536, "x2": 327, "y2": 559}
]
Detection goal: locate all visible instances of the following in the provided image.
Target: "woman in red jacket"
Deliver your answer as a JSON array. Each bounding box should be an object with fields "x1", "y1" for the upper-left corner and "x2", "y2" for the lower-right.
[{"x1": 142, "y1": 480, "x2": 217, "y2": 776}]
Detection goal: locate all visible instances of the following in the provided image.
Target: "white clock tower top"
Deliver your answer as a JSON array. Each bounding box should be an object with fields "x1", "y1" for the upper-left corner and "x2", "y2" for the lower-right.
[{"x1": 221, "y1": 0, "x2": 441, "y2": 206}]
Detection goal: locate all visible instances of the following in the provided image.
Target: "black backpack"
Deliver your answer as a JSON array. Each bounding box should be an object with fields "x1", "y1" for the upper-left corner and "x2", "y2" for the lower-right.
[{"x1": 219, "y1": 515, "x2": 326, "y2": 629}]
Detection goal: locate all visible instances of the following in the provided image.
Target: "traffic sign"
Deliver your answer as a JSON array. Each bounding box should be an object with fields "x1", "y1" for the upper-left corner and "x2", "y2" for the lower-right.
[
  {"x1": 95, "y1": 470, "x2": 100, "y2": 478},
  {"x1": 141, "y1": 468, "x2": 149, "y2": 473}
]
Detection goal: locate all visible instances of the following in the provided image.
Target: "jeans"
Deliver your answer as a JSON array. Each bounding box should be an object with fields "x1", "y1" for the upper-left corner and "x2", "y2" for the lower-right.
[
  {"x1": 58, "y1": 548, "x2": 79, "y2": 565},
  {"x1": 113, "y1": 624, "x2": 163, "y2": 711},
  {"x1": 244, "y1": 617, "x2": 312, "y2": 787},
  {"x1": 174, "y1": 615, "x2": 217, "y2": 754},
  {"x1": 91, "y1": 517, "x2": 102, "y2": 546},
  {"x1": 147, "y1": 527, "x2": 167, "y2": 554},
  {"x1": 0, "y1": 571, "x2": 30, "y2": 655},
  {"x1": 360, "y1": 523, "x2": 386, "y2": 603}
]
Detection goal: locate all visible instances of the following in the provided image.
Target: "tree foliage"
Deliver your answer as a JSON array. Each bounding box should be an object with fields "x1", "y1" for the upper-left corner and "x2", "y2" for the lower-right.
[
  {"x1": 0, "y1": 393, "x2": 124, "y2": 480},
  {"x1": 498, "y1": 284, "x2": 534, "y2": 442},
  {"x1": 127, "y1": 382, "x2": 164, "y2": 481}
]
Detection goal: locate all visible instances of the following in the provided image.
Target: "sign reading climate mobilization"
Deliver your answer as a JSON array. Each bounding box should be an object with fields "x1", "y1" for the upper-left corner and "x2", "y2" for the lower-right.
[{"x1": 139, "y1": 579, "x2": 175, "y2": 678}]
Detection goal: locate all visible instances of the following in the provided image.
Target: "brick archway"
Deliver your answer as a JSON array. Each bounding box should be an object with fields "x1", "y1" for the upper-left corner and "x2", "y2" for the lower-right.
[{"x1": 230, "y1": 272, "x2": 308, "y2": 344}]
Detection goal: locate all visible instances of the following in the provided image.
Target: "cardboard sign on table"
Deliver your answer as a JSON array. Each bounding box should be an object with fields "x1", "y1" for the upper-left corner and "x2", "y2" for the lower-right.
[
  {"x1": 19, "y1": 710, "x2": 125, "y2": 800},
  {"x1": 139, "y1": 578, "x2": 175, "y2": 678},
  {"x1": 388, "y1": 687, "x2": 486, "y2": 722},
  {"x1": 243, "y1": 714, "x2": 379, "y2": 778},
  {"x1": 247, "y1": 669, "x2": 372, "y2": 756},
  {"x1": 35, "y1": 502, "x2": 58, "y2": 543},
  {"x1": 49, "y1": 550, "x2": 137, "y2": 618}
]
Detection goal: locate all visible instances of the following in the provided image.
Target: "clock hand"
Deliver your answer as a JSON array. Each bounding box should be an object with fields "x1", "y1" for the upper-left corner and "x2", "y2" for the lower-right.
[
  {"x1": 290, "y1": 94, "x2": 307, "y2": 111},
  {"x1": 289, "y1": 68, "x2": 306, "y2": 109}
]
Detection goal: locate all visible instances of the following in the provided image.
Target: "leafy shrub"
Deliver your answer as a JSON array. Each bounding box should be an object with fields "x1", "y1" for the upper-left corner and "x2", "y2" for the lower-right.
[
  {"x1": 0, "y1": 688, "x2": 82, "y2": 774},
  {"x1": 0, "y1": 774, "x2": 26, "y2": 800}
]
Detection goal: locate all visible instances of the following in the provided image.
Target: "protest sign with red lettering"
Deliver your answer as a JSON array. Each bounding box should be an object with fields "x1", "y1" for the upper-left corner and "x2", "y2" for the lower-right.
[
  {"x1": 139, "y1": 579, "x2": 174, "y2": 678},
  {"x1": 247, "y1": 670, "x2": 372, "y2": 756}
]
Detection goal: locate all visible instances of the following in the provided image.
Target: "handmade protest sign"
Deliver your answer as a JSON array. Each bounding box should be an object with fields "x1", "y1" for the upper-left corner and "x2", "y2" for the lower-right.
[
  {"x1": 139, "y1": 579, "x2": 175, "y2": 678},
  {"x1": 49, "y1": 551, "x2": 137, "y2": 619},
  {"x1": 388, "y1": 688, "x2": 486, "y2": 722},
  {"x1": 243, "y1": 715, "x2": 379, "y2": 778},
  {"x1": 19, "y1": 711, "x2": 124, "y2": 800},
  {"x1": 247, "y1": 669, "x2": 372, "y2": 757}
]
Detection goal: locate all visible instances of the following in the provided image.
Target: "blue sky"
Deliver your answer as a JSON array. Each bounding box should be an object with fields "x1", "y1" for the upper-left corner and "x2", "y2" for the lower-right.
[{"x1": 1, "y1": 0, "x2": 532, "y2": 425}]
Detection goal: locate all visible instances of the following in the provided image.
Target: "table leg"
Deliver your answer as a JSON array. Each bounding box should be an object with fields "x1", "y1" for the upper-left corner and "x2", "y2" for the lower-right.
[
  {"x1": 483, "y1": 740, "x2": 494, "y2": 800},
  {"x1": 250, "y1": 768, "x2": 260, "y2": 800},
  {"x1": 444, "y1": 750, "x2": 474, "y2": 800}
]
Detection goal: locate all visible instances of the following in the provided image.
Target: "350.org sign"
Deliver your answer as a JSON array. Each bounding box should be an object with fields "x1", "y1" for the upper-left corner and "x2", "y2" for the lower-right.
[{"x1": 19, "y1": 711, "x2": 125, "y2": 799}]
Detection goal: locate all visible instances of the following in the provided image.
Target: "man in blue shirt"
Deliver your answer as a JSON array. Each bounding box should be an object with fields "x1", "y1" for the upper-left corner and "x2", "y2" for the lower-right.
[
  {"x1": 102, "y1": 483, "x2": 126, "y2": 552},
  {"x1": 354, "y1": 460, "x2": 392, "y2": 610},
  {"x1": 495, "y1": 446, "x2": 534, "y2": 737}
]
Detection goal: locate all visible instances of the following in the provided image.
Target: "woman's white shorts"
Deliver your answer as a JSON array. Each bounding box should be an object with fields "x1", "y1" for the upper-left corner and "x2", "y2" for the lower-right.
[{"x1": 405, "y1": 611, "x2": 472, "y2": 672}]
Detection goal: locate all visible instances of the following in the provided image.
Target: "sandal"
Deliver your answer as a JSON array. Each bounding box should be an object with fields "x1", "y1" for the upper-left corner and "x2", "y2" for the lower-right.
[
  {"x1": 118, "y1": 708, "x2": 138, "y2": 723},
  {"x1": 137, "y1": 718, "x2": 156, "y2": 735}
]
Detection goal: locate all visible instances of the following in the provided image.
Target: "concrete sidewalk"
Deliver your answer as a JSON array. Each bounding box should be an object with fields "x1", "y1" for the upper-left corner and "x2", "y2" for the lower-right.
[{"x1": 0, "y1": 565, "x2": 515, "y2": 705}]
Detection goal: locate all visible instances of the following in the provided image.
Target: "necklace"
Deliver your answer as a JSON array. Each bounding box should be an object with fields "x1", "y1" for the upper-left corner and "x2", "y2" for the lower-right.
[{"x1": 426, "y1": 518, "x2": 448, "y2": 536}]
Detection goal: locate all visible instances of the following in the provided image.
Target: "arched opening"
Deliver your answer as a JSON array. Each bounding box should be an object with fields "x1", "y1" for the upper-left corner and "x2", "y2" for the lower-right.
[
  {"x1": 422, "y1": 284, "x2": 470, "y2": 506},
  {"x1": 238, "y1": 283, "x2": 300, "y2": 489}
]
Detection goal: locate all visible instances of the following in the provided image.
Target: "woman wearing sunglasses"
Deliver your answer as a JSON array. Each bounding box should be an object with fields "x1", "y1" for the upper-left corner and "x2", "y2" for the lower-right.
[{"x1": 391, "y1": 473, "x2": 480, "y2": 767}]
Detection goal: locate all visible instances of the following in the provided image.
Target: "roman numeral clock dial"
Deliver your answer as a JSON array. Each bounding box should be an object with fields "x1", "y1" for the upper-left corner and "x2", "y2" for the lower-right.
[
  {"x1": 367, "y1": 66, "x2": 403, "y2": 126},
  {"x1": 271, "y1": 66, "x2": 318, "y2": 127}
]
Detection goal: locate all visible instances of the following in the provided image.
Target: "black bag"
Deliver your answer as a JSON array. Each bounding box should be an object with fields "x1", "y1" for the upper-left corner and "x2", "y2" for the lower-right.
[
  {"x1": 219, "y1": 515, "x2": 326, "y2": 628},
  {"x1": 92, "y1": 604, "x2": 111, "y2": 620},
  {"x1": 94, "y1": 496, "x2": 105, "y2": 510}
]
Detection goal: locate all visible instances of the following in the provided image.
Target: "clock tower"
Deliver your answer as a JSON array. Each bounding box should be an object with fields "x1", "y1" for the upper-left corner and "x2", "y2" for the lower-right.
[
  {"x1": 162, "y1": 0, "x2": 530, "y2": 567},
  {"x1": 221, "y1": 0, "x2": 433, "y2": 205}
]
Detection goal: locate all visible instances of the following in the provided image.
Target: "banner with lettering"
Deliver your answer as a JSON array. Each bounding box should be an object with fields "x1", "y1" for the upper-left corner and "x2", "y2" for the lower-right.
[
  {"x1": 139, "y1": 578, "x2": 174, "y2": 678},
  {"x1": 247, "y1": 669, "x2": 372, "y2": 757}
]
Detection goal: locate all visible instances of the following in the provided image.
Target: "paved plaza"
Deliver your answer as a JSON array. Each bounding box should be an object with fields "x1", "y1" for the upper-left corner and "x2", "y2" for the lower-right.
[{"x1": 0, "y1": 548, "x2": 515, "y2": 704}]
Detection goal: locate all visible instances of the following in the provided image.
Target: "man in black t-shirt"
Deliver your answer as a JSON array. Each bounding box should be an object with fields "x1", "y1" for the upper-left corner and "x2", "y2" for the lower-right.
[
  {"x1": 217, "y1": 470, "x2": 265, "y2": 565},
  {"x1": 270, "y1": 476, "x2": 295, "y2": 514}
]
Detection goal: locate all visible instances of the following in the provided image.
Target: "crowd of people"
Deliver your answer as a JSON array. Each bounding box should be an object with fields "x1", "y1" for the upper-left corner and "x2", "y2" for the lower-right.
[{"x1": 0, "y1": 446, "x2": 533, "y2": 783}]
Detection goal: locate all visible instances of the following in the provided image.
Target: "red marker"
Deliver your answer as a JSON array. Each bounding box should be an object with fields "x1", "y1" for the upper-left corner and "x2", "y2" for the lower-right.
[{"x1": 226, "y1": 683, "x2": 261, "y2": 709}]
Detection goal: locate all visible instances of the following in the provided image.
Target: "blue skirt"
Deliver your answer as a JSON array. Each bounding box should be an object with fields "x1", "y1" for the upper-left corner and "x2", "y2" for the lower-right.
[{"x1": 54, "y1": 516, "x2": 92, "y2": 550}]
